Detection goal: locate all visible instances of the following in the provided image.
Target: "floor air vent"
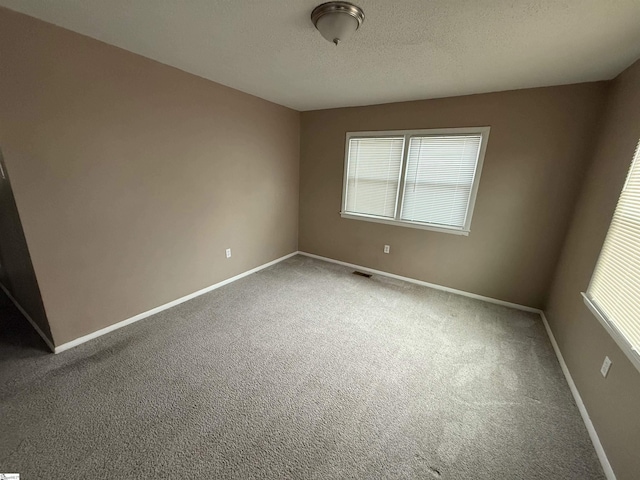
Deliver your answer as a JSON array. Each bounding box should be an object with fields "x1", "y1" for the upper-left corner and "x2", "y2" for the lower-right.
[{"x1": 352, "y1": 271, "x2": 372, "y2": 278}]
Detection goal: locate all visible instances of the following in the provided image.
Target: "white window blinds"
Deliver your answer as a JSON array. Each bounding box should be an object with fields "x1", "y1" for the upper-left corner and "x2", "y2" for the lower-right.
[
  {"x1": 401, "y1": 135, "x2": 482, "y2": 228},
  {"x1": 341, "y1": 128, "x2": 489, "y2": 234},
  {"x1": 345, "y1": 137, "x2": 405, "y2": 218},
  {"x1": 586, "y1": 140, "x2": 640, "y2": 366}
]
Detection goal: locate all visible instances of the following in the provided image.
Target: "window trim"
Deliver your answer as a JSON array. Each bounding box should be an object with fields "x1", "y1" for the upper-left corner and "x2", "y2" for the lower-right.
[
  {"x1": 582, "y1": 293, "x2": 640, "y2": 373},
  {"x1": 340, "y1": 127, "x2": 491, "y2": 235},
  {"x1": 581, "y1": 139, "x2": 640, "y2": 374}
]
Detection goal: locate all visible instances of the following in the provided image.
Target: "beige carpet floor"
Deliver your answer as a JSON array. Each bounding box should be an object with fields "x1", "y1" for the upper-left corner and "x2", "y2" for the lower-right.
[{"x1": 0, "y1": 255, "x2": 604, "y2": 479}]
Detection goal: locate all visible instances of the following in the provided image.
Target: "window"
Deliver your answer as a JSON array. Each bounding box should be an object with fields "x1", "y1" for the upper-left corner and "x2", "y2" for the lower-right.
[
  {"x1": 584, "y1": 139, "x2": 640, "y2": 372},
  {"x1": 341, "y1": 127, "x2": 490, "y2": 235}
]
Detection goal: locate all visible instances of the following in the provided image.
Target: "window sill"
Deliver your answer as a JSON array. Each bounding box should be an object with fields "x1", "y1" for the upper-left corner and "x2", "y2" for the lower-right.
[
  {"x1": 340, "y1": 212, "x2": 470, "y2": 236},
  {"x1": 581, "y1": 292, "x2": 640, "y2": 373}
]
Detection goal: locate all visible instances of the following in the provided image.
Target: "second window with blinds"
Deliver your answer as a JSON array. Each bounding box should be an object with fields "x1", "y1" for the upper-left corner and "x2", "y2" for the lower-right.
[{"x1": 341, "y1": 127, "x2": 490, "y2": 235}]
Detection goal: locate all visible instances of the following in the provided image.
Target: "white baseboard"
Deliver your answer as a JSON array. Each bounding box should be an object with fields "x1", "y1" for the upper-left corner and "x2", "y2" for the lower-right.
[
  {"x1": 300, "y1": 251, "x2": 615, "y2": 479},
  {"x1": 298, "y1": 251, "x2": 540, "y2": 313},
  {"x1": 0, "y1": 282, "x2": 55, "y2": 352},
  {"x1": 539, "y1": 311, "x2": 616, "y2": 480},
  {"x1": 54, "y1": 251, "x2": 299, "y2": 354}
]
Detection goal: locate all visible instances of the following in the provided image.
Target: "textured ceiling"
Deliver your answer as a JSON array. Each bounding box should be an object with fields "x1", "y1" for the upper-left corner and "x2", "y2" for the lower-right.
[{"x1": 3, "y1": 0, "x2": 640, "y2": 111}]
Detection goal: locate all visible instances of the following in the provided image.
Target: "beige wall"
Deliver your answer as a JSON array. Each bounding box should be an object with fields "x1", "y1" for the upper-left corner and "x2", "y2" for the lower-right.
[
  {"x1": 0, "y1": 8, "x2": 300, "y2": 346},
  {"x1": 299, "y1": 84, "x2": 607, "y2": 308},
  {"x1": 545, "y1": 60, "x2": 640, "y2": 480},
  {"x1": 0, "y1": 150, "x2": 53, "y2": 346},
  {"x1": 2, "y1": 7, "x2": 638, "y2": 477}
]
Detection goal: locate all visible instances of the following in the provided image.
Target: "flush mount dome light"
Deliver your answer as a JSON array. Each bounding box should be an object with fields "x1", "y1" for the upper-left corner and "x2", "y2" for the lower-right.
[{"x1": 311, "y1": 1, "x2": 365, "y2": 45}]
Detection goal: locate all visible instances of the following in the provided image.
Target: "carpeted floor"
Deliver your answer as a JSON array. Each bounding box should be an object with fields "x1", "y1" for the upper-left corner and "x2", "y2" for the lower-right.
[{"x1": 0, "y1": 255, "x2": 604, "y2": 479}]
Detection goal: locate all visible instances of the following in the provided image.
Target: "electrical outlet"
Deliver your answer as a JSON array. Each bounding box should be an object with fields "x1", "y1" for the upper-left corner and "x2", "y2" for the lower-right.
[
  {"x1": 383, "y1": 245, "x2": 390, "y2": 254},
  {"x1": 600, "y1": 356, "x2": 612, "y2": 378},
  {"x1": 225, "y1": 248, "x2": 231, "y2": 259}
]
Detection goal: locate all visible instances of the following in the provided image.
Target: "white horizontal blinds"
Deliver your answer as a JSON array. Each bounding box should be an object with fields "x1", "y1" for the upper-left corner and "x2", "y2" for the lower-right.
[
  {"x1": 401, "y1": 135, "x2": 482, "y2": 228},
  {"x1": 345, "y1": 137, "x2": 404, "y2": 218},
  {"x1": 588, "y1": 140, "x2": 640, "y2": 355}
]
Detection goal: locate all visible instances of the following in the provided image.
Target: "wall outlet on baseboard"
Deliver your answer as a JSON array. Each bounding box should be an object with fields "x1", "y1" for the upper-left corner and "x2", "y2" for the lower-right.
[
  {"x1": 225, "y1": 248, "x2": 231, "y2": 259},
  {"x1": 600, "y1": 356, "x2": 612, "y2": 378},
  {"x1": 383, "y1": 245, "x2": 390, "y2": 254}
]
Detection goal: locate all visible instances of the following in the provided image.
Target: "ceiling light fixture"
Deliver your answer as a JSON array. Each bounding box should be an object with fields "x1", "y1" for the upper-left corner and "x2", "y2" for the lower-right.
[{"x1": 311, "y1": 2, "x2": 365, "y2": 46}]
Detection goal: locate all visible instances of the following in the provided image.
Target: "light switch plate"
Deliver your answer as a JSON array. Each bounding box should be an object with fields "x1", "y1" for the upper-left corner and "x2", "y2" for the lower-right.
[{"x1": 600, "y1": 356, "x2": 612, "y2": 378}]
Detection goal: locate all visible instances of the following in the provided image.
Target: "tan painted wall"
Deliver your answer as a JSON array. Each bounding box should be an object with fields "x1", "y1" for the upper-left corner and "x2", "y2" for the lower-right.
[
  {"x1": 299, "y1": 85, "x2": 607, "y2": 308},
  {"x1": 0, "y1": 8, "x2": 300, "y2": 346},
  {"x1": 0, "y1": 151, "x2": 52, "y2": 346},
  {"x1": 545, "y1": 60, "x2": 640, "y2": 480},
  {"x1": 1, "y1": 5, "x2": 639, "y2": 478}
]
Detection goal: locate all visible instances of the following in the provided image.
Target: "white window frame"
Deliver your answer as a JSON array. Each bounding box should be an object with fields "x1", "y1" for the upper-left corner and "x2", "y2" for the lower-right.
[
  {"x1": 582, "y1": 140, "x2": 640, "y2": 373},
  {"x1": 340, "y1": 127, "x2": 490, "y2": 235},
  {"x1": 582, "y1": 294, "x2": 640, "y2": 373}
]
